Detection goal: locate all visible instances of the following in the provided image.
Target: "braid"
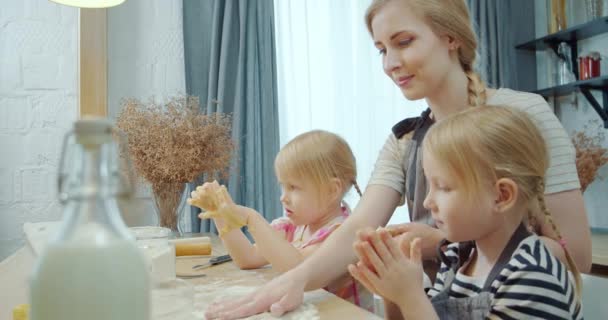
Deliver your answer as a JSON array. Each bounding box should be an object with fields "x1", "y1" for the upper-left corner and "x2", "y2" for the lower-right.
[
  {"x1": 353, "y1": 180, "x2": 363, "y2": 197},
  {"x1": 535, "y1": 179, "x2": 582, "y2": 304},
  {"x1": 464, "y1": 69, "x2": 487, "y2": 107}
]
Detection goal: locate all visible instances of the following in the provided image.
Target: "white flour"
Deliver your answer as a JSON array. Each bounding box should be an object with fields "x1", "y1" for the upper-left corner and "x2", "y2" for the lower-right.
[{"x1": 192, "y1": 281, "x2": 320, "y2": 320}]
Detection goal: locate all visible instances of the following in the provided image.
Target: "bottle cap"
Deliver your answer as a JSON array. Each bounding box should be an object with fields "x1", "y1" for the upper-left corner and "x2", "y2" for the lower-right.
[{"x1": 13, "y1": 304, "x2": 29, "y2": 320}]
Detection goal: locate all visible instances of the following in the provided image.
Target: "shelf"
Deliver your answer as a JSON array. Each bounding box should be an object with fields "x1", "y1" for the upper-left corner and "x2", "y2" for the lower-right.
[
  {"x1": 516, "y1": 17, "x2": 608, "y2": 51},
  {"x1": 534, "y1": 76, "x2": 608, "y2": 96},
  {"x1": 534, "y1": 76, "x2": 608, "y2": 128}
]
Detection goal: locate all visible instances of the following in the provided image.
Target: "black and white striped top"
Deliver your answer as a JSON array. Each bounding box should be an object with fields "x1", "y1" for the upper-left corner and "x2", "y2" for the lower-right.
[{"x1": 427, "y1": 234, "x2": 583, "y2": 319}]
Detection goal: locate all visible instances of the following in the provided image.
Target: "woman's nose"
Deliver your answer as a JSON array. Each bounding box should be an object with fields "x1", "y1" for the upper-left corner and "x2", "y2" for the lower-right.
[
  {"x1": 280, "y1": 192, "x2": 287, "y2": 203},
  {"x1": 383, "y1": 49, "x2": 402, "y2": 74}
]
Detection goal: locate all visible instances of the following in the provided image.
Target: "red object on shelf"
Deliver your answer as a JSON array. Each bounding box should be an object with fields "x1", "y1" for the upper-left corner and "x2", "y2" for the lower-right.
[{"x1": 579, "y1": 52, "x2": 602, "y2": 80}]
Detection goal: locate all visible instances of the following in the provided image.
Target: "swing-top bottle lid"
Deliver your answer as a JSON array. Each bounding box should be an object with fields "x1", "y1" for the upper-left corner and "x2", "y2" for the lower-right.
[{"x1": 74, "y1": 117, "x2": 113, "y2": 146}]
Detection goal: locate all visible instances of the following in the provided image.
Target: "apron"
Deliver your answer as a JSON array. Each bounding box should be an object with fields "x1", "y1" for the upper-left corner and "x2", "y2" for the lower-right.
[
  {"x1": 430, "y1": 224, "x2": 531, "y2": 320},
  {"x1": 392, "y1": 108, "x2": 438, "y2": 276}
]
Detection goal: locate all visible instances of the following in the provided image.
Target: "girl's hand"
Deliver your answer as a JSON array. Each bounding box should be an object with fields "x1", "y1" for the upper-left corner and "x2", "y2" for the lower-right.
[
  {"x1": 348, "y1": 228, "x2": 425, "y2": 304},
  {"x1": 387, "y1": 222, "x2": 444, "y2": 259},
  {"x1": 187, "y1": 181, "x2": 247, "y2": 235}
]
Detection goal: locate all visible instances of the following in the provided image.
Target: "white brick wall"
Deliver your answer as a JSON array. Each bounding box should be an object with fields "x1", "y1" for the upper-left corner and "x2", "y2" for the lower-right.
[
  {"x1": 0, "y1": 0, "x2": 186, "y2": 261},
  {"x1": 107, "y1": 0, "x2": 186, "y2": 228},
  {"x1": 0, "y1": 0, "x2": 78, "y2": 261}
]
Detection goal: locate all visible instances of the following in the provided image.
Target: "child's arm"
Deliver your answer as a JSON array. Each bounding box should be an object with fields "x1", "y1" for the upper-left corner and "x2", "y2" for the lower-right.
[
  {"x1": 245, "y1": 207, "x2": 321, "y2": 273},
  {"x1": 211, "y1": 209, "x2": 268, "y2": 269},
  {"x1": 348, "y1": 229, "x2": 439, "y2": 320}
]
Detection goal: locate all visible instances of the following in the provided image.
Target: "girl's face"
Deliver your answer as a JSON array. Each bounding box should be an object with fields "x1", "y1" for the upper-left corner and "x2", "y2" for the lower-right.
[
  {"x1": 371, "y1": 1, "x2": 458, "y2": 100},
  {"x1": 278, "y1": 175, "x2": 328, "y2": 226},
  {"x1": 422, "y1": 150, "x2": 499, "y2": 243}
]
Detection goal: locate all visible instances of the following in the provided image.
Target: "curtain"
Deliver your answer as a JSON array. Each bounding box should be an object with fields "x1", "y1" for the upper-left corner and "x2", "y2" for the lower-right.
[
  {"x1": 467, "y1": 0, "x2": 517, "y2": 89},
  {"x1": 183, "y1": 0, "x2": 281, "y2": 233},
  {"x1": 274, "y1": 0, "x2": 427, "y2": 225}
]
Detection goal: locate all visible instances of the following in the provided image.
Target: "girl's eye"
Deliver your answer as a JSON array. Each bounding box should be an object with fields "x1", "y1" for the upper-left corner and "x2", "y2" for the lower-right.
[{"x1": 377, "y1": 48, "x2": 386, "y2": 56}]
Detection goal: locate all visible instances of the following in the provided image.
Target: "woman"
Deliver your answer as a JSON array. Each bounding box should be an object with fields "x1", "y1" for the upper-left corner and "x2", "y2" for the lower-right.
[{"x1": 205, "y1": 1, "x2": 591, "y2": 319}]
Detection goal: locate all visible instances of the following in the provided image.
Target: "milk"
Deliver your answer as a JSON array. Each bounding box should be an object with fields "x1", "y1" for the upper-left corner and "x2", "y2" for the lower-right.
[{"x1": 30, "y1": 223, "x2": 150, "y2": 320}]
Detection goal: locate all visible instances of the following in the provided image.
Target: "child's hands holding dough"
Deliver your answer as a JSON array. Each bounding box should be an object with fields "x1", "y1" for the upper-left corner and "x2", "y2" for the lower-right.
[{"x1": 187, "y1": 180, "x2": 248, "y2": 235}]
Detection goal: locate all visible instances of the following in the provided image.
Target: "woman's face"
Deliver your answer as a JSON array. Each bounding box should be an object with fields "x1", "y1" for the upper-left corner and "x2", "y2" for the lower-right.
[{"x1": 371, "y1": 1, "x2": 458, "y2": 100}]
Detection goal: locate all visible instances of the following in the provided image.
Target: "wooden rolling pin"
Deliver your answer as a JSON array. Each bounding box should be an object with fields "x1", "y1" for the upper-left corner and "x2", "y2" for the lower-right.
[{"x1": 169, "y1": 237, "x2": 212, "y2": 256}]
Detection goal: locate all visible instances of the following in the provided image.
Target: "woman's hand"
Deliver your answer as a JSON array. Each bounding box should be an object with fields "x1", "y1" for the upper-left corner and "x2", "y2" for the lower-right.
[
  {"x1": 205, "y1": 270, "x2": 307, "y2": 319},
  {"x1": 187, "y1": 180, "x2": 247, "y2": 235},
  {"x1": 386, "y1": 222, "x2": 444, "y2": 260},
  {"x1": 348, "y1": 228, "x2": 425, "y2": 304}
]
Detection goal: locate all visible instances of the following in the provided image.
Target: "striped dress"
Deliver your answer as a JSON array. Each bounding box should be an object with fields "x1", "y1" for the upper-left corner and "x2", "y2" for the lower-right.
[{"x1": 428, "y1": 234, "x2": 583, "y2": 319}]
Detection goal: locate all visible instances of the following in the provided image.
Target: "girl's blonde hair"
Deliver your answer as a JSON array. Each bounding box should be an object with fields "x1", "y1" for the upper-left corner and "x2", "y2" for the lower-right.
[
  {"x1": 365, "y1": 0, "x2": 486, "y2": 107},
  {"x1": 275, "y1": 130, "x2": 361, "y2": 204},
  {"x1": 422, "y1": 106, "x2": 582, "y2": 302}
]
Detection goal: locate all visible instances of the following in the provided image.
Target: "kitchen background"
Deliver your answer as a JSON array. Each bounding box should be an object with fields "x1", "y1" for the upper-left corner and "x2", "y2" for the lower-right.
[{"x1": 1, "y1": 0, "x2": 607, "y2": 263}]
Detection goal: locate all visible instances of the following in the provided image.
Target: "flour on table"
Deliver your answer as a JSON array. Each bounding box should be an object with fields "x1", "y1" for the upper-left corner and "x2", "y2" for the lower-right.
[{"x1": 192, "y1": 281, "x2": 320, "y2": 320}]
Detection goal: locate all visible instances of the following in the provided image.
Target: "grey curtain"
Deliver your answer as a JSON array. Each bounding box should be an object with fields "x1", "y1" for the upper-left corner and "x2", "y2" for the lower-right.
[
  {"x1": 467, "y1": 0, "x2": 516, "y2": 89},
  {"x1": 183, "y1": 0, "x2": 281, "y2": 233}
]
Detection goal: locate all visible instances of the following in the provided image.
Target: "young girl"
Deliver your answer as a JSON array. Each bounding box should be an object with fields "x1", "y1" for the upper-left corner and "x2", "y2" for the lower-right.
[
  {"x1": 349, "y1": 106, "x2": 583, "y2": 319},
  {"x1": 188, "y1": 130, "x2": 374, "y2": 311},
  {"x1": 204, "y1": 0, "x2": 589, "y2": 318}
]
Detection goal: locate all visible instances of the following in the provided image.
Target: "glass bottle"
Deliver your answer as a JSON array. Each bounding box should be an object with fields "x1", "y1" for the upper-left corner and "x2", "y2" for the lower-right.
[
  {"x1": 547, "y1": 0, "x2": 568, "y2": 34},
  {"x1": 30, "y1": 118, "x2": 150, "y2": 320}
]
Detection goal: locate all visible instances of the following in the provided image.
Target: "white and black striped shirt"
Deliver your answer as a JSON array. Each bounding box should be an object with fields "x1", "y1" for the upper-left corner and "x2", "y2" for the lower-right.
[{"x1": 428, "y1": 235, "x2": 583, "y2": 319}]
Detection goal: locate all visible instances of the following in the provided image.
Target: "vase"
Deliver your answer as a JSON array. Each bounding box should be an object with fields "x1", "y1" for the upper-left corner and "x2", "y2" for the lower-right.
[{"x1": 151, "y1": 182, "x2": 188, "y2": 231}]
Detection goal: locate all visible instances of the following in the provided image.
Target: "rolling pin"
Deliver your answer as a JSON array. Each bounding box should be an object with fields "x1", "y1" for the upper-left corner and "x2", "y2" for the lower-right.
[{"x1": 169, "y1": 237, "x2": 212, "y2": 256}]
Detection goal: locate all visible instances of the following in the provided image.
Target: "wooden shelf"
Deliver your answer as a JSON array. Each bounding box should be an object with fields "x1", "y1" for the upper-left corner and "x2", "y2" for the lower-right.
[{"x1": 516, "y1": 17, "x2": 608, "y2": 51}]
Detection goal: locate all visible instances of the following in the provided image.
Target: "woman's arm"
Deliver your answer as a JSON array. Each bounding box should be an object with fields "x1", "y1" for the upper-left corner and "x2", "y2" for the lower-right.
[
  {"x1": 301, "y1": 185, "x2": 401, "y2": 290},
  {"x1": 542, "y1": 189, "x2": 592, "y2": 272}
]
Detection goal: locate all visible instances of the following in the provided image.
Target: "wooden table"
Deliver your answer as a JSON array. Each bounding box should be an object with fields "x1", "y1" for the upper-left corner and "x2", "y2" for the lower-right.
[
  {"x1": 591, "y1": 231, "x2": 608, "y2": 276},
  {"x1": 174, "y1": 233, "x2": 381, "y2": 319}
]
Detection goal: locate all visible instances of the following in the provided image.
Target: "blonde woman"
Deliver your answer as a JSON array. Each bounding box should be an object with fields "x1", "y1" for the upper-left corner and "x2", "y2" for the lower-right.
[
  {"x1": 349, "y1": 106, "x2": 582, "y2": 319},
  {"x1": 189, "y1": 130, "x2": 373, "y2": 311},
  {"x1": 205, "y1": 0, "x2": 590, "y2": 318}
]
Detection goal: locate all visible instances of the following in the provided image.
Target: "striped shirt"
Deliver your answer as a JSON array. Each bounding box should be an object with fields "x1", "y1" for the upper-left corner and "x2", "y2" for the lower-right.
[{"x1": 428, "y1": 235, "x2": 583, "y2": 319}]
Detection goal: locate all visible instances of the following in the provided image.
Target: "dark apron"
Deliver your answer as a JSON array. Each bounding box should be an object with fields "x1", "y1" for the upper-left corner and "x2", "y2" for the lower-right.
[
  {"x1": 392, "y1": 108, "x2": 438, "y2": 276},
  {"x1": 430, "y1": 224, "x2": 531, "y2": 319}
]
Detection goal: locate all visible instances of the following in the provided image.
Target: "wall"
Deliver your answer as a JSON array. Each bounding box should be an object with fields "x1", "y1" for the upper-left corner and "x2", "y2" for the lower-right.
[
  {"x1": 0, "y1": 0, "x2": 78, "y2": 261},
  {"x1": 534, "y1": 0, "x2": 608, "y2": 229},
  {"x1": 0, "y1": 0, "x2": 187, "y2": 262},
  {"x1": 107, "y1": 0, "x2": 187, "y2": 228}
]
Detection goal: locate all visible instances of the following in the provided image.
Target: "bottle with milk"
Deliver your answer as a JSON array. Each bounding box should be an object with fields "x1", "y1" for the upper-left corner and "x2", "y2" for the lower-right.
[{"x1": 30, "y1": 118, "x2": 149, "y2": 320}]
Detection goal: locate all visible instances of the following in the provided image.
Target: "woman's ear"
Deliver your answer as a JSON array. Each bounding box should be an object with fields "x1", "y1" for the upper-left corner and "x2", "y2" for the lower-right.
[
  {"x1": 442, "y1": 35, "x2": 460, "y2": 51},
  {"x1": 494, "y1": 178, "x2": 518, "y2": 212}
]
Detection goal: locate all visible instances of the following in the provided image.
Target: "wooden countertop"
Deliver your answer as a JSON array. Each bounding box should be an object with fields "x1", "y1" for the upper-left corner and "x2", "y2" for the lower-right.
[{"x1": 174, "y1": 233, "x2": 381, "y2": 319}]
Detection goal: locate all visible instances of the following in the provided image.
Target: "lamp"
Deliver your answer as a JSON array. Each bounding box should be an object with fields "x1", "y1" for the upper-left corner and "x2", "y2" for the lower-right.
[{"x1": 49, "y1": 0, "x2": 126, "y2": 8}]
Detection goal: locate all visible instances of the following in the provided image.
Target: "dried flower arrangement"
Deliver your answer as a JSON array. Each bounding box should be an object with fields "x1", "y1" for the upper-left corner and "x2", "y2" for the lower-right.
[
  {"x1": 572, "y1": 130, "x2": 608, "y2": 192},
  {"x1": 116, "y1": 96, "x2": 233, "y2": 230}
]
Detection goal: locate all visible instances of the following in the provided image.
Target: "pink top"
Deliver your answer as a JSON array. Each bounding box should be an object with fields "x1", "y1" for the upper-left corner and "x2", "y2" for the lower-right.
[{"x1": 270, "y1": 204, "x2": 374, "y2": 312}]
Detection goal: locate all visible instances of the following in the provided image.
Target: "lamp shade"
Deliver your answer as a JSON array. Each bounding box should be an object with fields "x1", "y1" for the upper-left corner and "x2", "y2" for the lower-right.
[{"x1": 49, "y1": 0, "x2": 126, "y2": 8}]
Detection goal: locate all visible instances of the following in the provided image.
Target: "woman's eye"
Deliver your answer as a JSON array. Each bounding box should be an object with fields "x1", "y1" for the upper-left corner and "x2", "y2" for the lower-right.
[
  {"x1": 377, "y1": 48, "x2": 386, "y2": 56},
  {"x1": 398, "y1": 38, "x2": 413, "y2": 47}
]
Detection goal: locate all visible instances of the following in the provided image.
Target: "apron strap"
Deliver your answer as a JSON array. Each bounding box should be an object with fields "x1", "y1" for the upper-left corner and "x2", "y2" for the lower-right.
[
  {"x1": 435, "y1": 223, "x2": 530, "y2": 292},
  {"x1": 481, "y1": 223, "x2": 530, "y2": 292}
]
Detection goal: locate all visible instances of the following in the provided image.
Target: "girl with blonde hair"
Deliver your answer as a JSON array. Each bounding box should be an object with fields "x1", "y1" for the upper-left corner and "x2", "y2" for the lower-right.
[
  {"x1": 205, "y1": 0, "x2": 590, "y2": 318},
  {"x1": 349, "y1": 106, "x2": 582, "y2": 319},
  {"x1": 188, "y1": 129, "x2": 373, "y2": 311}
]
